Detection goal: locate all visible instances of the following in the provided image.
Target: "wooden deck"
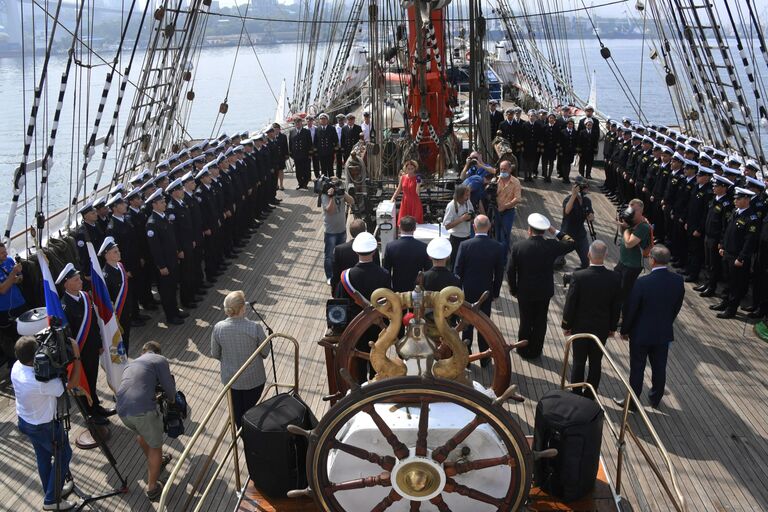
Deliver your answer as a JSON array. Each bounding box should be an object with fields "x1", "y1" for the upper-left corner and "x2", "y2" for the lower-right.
[{"x1": 1, "y1": 167, "x2": 767, "y2": 511}]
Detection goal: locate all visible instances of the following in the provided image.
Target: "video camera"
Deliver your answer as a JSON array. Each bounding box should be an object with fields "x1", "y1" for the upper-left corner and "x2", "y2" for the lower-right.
[
  {"x1": 156, "y1": 386, "x2": 188, "y2": 439},
  {"x1": 34, "y1": 319, "x2": 74, "y2": 382},
  {"x1": 618, "y1": 205, "x2": 636, "y2": 227}
]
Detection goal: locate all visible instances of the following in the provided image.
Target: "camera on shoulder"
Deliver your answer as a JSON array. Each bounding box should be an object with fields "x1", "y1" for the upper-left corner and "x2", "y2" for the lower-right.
[
  {"x1": 618, "y1": 205, "x2": 635, "y2": 227},
  {"x1": 34, "y1": 319, "x2": 74, "y2": 382}
]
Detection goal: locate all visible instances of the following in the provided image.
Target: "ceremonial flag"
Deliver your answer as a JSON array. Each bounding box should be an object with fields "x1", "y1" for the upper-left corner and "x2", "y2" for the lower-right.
[
  {"x1": 38, "y1": 251, "x2": 92, "y2": 401},
  {"x1": 86, "y1": 242, "x2": 128, "y2": 390}
]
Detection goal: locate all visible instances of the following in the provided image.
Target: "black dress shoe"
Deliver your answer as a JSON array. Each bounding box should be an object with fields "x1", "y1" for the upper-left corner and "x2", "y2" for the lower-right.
[
  {"x1": 693, "y1": 283, "x2": 708, "y2": 292},
  {"x1": 167, "y1": 317, "x2": 185, "y2": 325},
  {"x1": 176, "y1": 310, "x2": 190, "y2": 319},
  {"x1": 717, "y1": 310, "x2": 737, "y2": 319},
  {"x1": 684, "y1": 275, "x2": 698, "y2": 283},
  {"x1": 741, "y1": 304, "x2": 758, "y2": 313},
  {"x1": 650, "y1": 401, "x2": 662, "y2": 410},
  {"x1": 709, "y1": 302, "x2": 728, "y2": 311},
  {"x1": 612, "y1": 397, "x2": 638, "y2": 412},
  {"x1": 95, "y1": 405, "x2": 117, "y2": 417},
  {"x1": 699, "y1": 289, "x2": 717, "y2": 298},
  {"x1": 747, "y1": 311, "x2": 763, "y2": 319}
]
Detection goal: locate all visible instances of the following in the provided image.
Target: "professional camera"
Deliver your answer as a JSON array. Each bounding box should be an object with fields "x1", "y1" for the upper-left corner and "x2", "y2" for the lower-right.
[
  {"x1": 314, "y1": 175, "x2": 333, "y2": 196},
  {"x1": 618, "y1": 205, "x2": 636, "y2": 227},
  {"x1": 468, "y1": 158, "x2": 478, "y2": 166},
  {"x1": 33, "y1": 319, "x2": 74, "y2": 382},
  {"x1": 334, "y1": 185, "x2": 346, "y2": 197},
  {"x1": 157, "y1": 386, "x2": 188, "y2": 439}
]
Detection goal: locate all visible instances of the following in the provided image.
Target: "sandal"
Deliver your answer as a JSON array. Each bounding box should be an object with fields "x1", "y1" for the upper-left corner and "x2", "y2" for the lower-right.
[{"x1": 146, "y1": 481, "x2": 164, "y2": 502}]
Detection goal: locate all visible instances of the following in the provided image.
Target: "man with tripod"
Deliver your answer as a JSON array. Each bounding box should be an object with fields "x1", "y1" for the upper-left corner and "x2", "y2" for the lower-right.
[{"x1": 12, "y1": 335, "x2": 82, "y2": 510}]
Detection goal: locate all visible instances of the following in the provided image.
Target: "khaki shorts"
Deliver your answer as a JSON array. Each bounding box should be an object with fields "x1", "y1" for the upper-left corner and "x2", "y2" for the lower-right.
[{"x1": 120, "y1": 410, "x2": 164, "y2": 448}]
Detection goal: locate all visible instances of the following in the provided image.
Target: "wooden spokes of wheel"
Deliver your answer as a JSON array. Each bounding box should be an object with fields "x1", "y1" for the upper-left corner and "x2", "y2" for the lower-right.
[
  {"x1": 302, "y1": 376, "x2": 533, "y2": 512},
  {"x1": 334, "y1": 299, "x2": 515, "y2": 397}
]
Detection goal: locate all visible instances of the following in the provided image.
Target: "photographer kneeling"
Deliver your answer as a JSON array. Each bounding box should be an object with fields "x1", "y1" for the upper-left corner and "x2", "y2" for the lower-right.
[
  {"x1": 116, "y1": 341, "x2": 175, "y2": 502},
  {"x1": 12, "y1": 335, "x2": 82, "y2": 510}
]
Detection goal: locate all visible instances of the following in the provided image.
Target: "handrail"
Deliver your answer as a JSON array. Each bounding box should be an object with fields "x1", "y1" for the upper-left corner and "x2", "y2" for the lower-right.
[
  {"x1": 560, "y1": 333, "x2": 686, "y2": 512},
  {"x1": 159, "y1": 332, "x2": 301, "y2": 511}
]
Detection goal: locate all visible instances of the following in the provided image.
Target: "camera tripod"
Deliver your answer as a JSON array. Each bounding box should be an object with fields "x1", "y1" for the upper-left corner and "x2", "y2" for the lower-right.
[{"x1": 51, "y1": 381, "x2": 127, "y2": 511}]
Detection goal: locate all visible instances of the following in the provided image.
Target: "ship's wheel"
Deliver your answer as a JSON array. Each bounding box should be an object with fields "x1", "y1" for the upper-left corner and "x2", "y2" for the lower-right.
[
  {"x1": 332, "y1": 286, "x2": 525, "y2": 398},
  {"x1": 290, "y1": 375, "x2": 533, "y2": 511}
]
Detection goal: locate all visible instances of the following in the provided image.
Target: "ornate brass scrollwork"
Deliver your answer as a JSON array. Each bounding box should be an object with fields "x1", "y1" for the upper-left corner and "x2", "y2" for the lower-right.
[
  {"x1": 369, "y1": 289, "x2": 407, "y2": 380},
  {"x1": 431, "y1": 286, "x2": 469, "y2": 382}
]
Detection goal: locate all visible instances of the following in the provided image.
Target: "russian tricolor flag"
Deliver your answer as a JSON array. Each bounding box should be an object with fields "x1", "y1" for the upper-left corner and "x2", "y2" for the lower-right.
[{"x1": 86, "y1": 242, "x2": 128, "y2": 391}]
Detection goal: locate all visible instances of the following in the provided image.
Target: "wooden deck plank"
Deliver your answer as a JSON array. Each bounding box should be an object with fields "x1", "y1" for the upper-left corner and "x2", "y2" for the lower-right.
[{"x1": 1, "y1": 168, "x2": 767, "y2": 511}]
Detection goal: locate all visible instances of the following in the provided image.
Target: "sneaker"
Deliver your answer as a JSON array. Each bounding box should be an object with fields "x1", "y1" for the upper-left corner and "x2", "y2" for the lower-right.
[
  {"x1": 146, "y1": 481, "x2": 164, "y2": 502},
  {"x1": 62, "y1": 475, "x2": 74, "y2": 497},
  {"x1": 43, "y1": 500, "x2": 75, "y2": 511}
]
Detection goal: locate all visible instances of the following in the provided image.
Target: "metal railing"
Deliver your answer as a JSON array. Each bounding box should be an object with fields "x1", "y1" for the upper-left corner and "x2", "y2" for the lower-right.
[
  {"x1": 158, "y1": 332, "x2": 300, "y2": 512},
  {"x1": 560, "y1": 333, "x2": 687, "y2": 512}
]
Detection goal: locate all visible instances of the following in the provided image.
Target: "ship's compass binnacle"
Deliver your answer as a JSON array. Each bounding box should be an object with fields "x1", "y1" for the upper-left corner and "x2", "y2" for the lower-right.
[{"x1": 291, "y1": 286, "x2": 545, "y2": 511}]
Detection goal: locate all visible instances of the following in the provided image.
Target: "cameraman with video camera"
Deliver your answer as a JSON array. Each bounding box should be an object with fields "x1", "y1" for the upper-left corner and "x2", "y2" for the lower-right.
[
  {"x1": 321, "y1": 177, "x2": 355, "y2": 285},
  {"x1": 615, "y1": 198, "x2": 652, "y2": 307},
  {"x1": 116, "y1": 341, "x2": 175, "y2": 502},
  {"x1": 12, "y1": 335, "x2": 82, "y2": 510}
]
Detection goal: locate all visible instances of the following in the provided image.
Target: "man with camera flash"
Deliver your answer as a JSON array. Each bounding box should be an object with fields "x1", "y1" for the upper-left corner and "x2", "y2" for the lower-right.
[{"x1": 12, "y1": 335, "x2": 82, "y2": 510}]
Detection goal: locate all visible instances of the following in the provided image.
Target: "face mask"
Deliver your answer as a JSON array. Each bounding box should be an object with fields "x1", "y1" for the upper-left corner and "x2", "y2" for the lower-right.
[{"x1": 500, "y1": 173, "x2": 510, "y2": 179}]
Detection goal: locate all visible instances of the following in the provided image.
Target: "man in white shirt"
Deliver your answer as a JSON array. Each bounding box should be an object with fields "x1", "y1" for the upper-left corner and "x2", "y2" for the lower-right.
[
  {"x1": 361, "y1": 112, "x2": 372, "y2": 143},
  {"x1": 442, "y1": 184, "x2": 475, "y2": 271},
  {"x1": 12, "y1": 335, "x2": 83, "y2": 510}
]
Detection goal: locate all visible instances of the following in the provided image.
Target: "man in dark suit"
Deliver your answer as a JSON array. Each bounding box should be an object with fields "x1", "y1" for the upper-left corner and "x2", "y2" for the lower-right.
[
  {"x1": 340, "y1": 114, "x2": 363, "y2": 164},
  {"x1": 422, "y1": 238, "x2": 460, "y2": 291},
  {"x1": 508, "y1": 213, "x2": 576, "y2": 359},
  {"x1": 558, "y1": 118, "x2": 578, "y2": 183},
  {"x1": 383, "y1": 216, "x2": 432, "y2": 292},
  {"x1": 576, "y1": 118, "x2": 598, "y2": 178},
  {"x1": 561, "y1": 240, "x2": 621, "y2": 397},
  {"x1": 315, "y1": 113, "x2": 339, "y2": 177},
  {"x1": 616, "y1": 245, "x2": 684, "y2": 410},
  {"x1": 454, "y1": 215, "x2": 505, "y2": 362},
  {"x1": 166, "y1": 179, "x2": 197, "y2": 309},
  {"x1": 521, "y1": 111, "x2": 543, "y2": 182},
  {"x1": 489, "y1": 100, "x2": 504, "y2": 139},
  {"x1": 331, "y1": 219, "x2": 380, "y2": 294},
  {"x1": 334, "y1": 232, "x2": 391, "y2": 382},
  {"x1": 289, "y1": 117, "x2": 313, "y2": 190},
  {"x1": 541, "y1": 113, "x2": 560, "y2": 183}
]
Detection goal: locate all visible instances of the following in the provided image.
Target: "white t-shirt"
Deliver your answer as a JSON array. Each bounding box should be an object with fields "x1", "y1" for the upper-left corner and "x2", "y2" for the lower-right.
[
  {"x1": 443, "y1": 200, "x2": 475, "y2": 238},
  {"x1": 11, "y1": 361, "x2": 64, "y2": 425}
]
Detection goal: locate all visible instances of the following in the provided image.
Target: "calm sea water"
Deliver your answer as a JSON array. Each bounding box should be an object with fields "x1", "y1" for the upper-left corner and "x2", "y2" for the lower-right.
[{"x1": 0, "y1": 38, "x2": 764, "y2": 237}]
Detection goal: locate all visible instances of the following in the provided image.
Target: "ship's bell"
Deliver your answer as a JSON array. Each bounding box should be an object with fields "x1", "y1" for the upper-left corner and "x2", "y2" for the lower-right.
[{"x1": 396, "y1": 317, "x2": 437, "y2": 360}]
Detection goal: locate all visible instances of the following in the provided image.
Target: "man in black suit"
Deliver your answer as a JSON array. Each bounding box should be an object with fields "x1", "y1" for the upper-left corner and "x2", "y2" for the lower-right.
[
  {"x1": 561, "y1": 240, "x2": 621, "y2": 397},
  {"x1": 331, "y1": 219, "x2": 380, "y2": 294},
  {"x1": 74, "y1": 202, "x2": 106, "y2": 286},
  {"x1": 340, "y1": 114, "x2": 363, "y2": 164},
  {"x1": 521, "y1": 111, "x2": 543, "y2": 182},
  {"x1": 166, "y1": 179, "x2": 197, "y2": 309},
  {"x1": 541, "y1": 113, "x2": 560, "y2": 183},
  {"x1": 383, "y1": 216, "x2": 432, "y2": 292},
  {"x1": 558, "y1": 118, "x2": 578, "y2": 183},
  {"x1": 489, "y1": 100, "x2": 503, "y2": 139},
  {"x1": 576, "y1": 118, "x2": 598, "y2": 178},
  {"x1": 499, "y1": 108, "x2": 516, "y2": 146},
  {"x1": 289, "y1": 117, "x2": 313, "y2": 190},
  {"x1": 616, "y1": 245, "x2": 684, "y2": 410},
  {"x1": 422, "y1": 238, "x2": 460, "y2": 291},
  {"x1": 508, "y1": 213, "x2": 576, "y2": 359},
  {"x1": 454, "y1": 215, "x2": 505, "y2": 362},
  {"x1": 334, "y1": 232, "x2": 391, "y2": 382},
  {"x1": 315, "y1": 113, "x2": 339, "y2": 178}
]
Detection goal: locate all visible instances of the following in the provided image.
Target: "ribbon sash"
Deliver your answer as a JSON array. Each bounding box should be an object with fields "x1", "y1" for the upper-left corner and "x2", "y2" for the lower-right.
[{"x1": 75, "y1": 291, "x2": 93, "y2": 350}]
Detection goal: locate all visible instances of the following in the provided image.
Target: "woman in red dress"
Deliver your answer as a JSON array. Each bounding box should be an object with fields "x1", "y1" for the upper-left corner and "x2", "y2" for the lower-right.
[{"x1": 391, "y1": 159, "x2": 424, "y2": 223}]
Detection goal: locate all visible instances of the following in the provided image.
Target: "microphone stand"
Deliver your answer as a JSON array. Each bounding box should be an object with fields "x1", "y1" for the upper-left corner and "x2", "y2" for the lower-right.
[{"x1": 247, "y1": 302, "x2": 278, "y2": 383}]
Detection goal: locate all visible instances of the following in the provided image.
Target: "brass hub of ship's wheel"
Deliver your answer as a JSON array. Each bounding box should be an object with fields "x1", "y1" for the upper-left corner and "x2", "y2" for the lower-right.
[{"x1": 293, "y1": 376, "x2": 533, "y2": 511}]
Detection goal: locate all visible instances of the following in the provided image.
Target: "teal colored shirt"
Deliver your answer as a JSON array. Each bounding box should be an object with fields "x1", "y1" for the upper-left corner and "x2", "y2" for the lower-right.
[{"x1": 619, "y1": 222, "x2": 650, "y2": 268}]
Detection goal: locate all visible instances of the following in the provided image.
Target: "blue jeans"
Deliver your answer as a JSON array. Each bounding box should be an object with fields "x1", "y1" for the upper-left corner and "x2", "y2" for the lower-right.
[
  {"x1": 324, "y1": 231, "x2": 347, "y2": 279},
  {"x1": 18, "y1": 417, "x2": 72, "y2": 505},
  {"x1": 495, "y1": 208, "x2": 516, "y2": 263}
]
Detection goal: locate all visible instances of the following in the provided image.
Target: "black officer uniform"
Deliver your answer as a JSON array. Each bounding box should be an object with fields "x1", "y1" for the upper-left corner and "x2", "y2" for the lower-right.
[
  {"x1": 167, "y1": 189, "x2": 196, "y2": 308},
  {"x1": 290, "y1": 125, "x2": 314, "y2": 189},
  {"x1": 196, "y1": 175, "x2": 222, "y2": 282},
  {"x1": 74, "y1": 214, "x2": 105, "y2": 281},
  {"x1": 315, "y1": 120, "x2": 339, "y2": 177},
  {"x1": 422, "y1": 266, "x2": 460, "y2": 291},
  {"x1": 127, "y1": 199, "x2": 156, "y2": 311},
  {"x1": 684, "y1": 173, "x2": 713, "y2": 281},
  {"x1": 183, "y1": 178, "x2": 207, "y2": 294},
  {"x1": 101, "y1": 241, "x2": 132, "y2": 352},
  {"x1": 145, "y1": 192, "x2": 184, "y2": 324},
  {"x1": 334, "y1": 260, "x2": 391, "y2": 382},
  {"x1": 711, "y1": 194, "x2": 759, "y2": 318},
  {"x1": 558, "y1": 124, "x2": 577, "y2": 183},
  {"x1": 340, "y1": 121, "x2": 363, "y2": 163},
  {"x1": 576, "y1": 123, "x2": 598, "y2": 179},
  {"x1": 541, "y1": 120, "x2": 560, "y2": 182},
  {"x1": 670, "y1": 169, "x2": 696, "y2": 267},
  {"x1": 106, "y1": 202, "x2": 141, "y2": 328},
  {"x1": 489, "y1": 106, "x2": 503, "y2": 138},
  {"x1": 521, "y1": 119, "x2": 542, "y2": 182},
  {"x1": 700, "y1": 180, "x2": 733, "y2": 296}
]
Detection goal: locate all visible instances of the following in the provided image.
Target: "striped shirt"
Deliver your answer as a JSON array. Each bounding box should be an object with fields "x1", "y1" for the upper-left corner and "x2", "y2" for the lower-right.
[{"x1": 210, "y1": 317, "x2": 270, "y2": 390}]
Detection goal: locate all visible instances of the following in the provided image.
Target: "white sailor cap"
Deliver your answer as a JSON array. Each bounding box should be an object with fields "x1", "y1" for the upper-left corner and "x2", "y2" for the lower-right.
[
  {"x1": 745, "y1": 160, "x2": 761, "y2": 173},
  {"x1": 125, "y1": 188, "x2": 142, "y2": 201},
  {"x1": 642, "y1": 136, "x2": 654, "y2": 144},
  {"x1": 192, "y1": 155, "x2": 206, "y2": 165},
  {"x1": 345, "y1": 113, "x2": 356, "y2": 119},
  {"x1": 727, "y1": 155, "x2": 743, "y2": 166},
  {"x1": 215, "y1": 154, "x2": 226, "y2": 165},
  {"x1": 713, "y1": 149, "x2": 727, "y2": 159},
  {"x1": 584, "y1": 104, "x2": 594, "y2": 111},
  {"x1": 504, "y1": 108, "x2": 515, "y2": 115},
  {"x1": 352, "y1": 232, "x2": 377, "y2": 254},
  {"x1": 698, "y1": 153, "x2": 713, "y2": 162},
  {"x1": 106, "y1": 194, "x2": 125, "y2": 208},
  {"x1": 711, "y1": 160, "x2": 724, "y2": 170},
  {"x1": 723, "y1": 166, "x2": 742, "y2": 177},
  {"x1": 662, "y1": 146, "x2": 674, "y2": 155},
  {"x1": 152, "y1": 171, "x2": 169, "y2": 184},
  {"x1": 489, "y1": 99, "x2": 499, "y2": 105},
  {"x1": 239, "y1": 131, "x2": 249, "y2": 138},
  {"x1": 697, "y1": 166, "x2": 714, "y2": 176},
  {"x1": 156, "y1": 160, "x2": 170, "y2": 170},
  {"x1": 734, "y1": 187, "x2": 756, "y2": 197},
  {"x1": 129, "y1": 168, "x2": 151, "y2": 184},
  {"x1": 167, "y1": 178, "x2": 184, "y2": 192},
  {"x1": 689, "y1": 137, "x2": 703, "y2": 145},
  {"x1": 234, "y1": 145, "x2": 244, "y2": 153},
  {"x1": 181, "y1": 171, "x2": 196, "y2": 183},
  {"x1": 621, "y1": 126, "x2": 632, "y2": 133},
  {"x1": 672, "y1": 152, "x2": 686, "y2": 162},
  {"x1": 653, "y1": 144, "x2": 664, "y2": 152},
  {"x1": 621, "y1": 116, "x2": 631, "y2": 123},
  {"x1": 98, "y1": 236, "x2": 118, "y2": 256},
  {"x1": 194, "y1": 167, "x2": 210, "y2": 180},
  {"x1": 336, "y1": 113, "x2": 346, "y2": 119},
  {"x1": 631, "y1": 132, "x2": 643, "y2": 140},
  {"x1": 55, "y1": 263, "x2": 79, "y2": 285},
  {"x1": 427, "y1": 237, "x2": 452, "y2": 260},
  {"x1": 745, "y1": 176, "x2": 766, "y2": 189},
  {"x1": 109, "y1": 183, "x2": 125, "y2": 196},
  {"x1": 527, "y1": 109, "x2": 536, "y2": 115},
  {"x1": 684, "y1": 159, "x2": 699, "y2": 169},
  {"x1": 171, "y1": 163, "x2": 186, "y2": 176},
  {"x1": 242, "y1": 138, "x2": 254, "y2": 146},
  {"x1": 318, "y1": 113, "x2": 329, "y2": 119},
  {"x1": 144, "y1": 188, "x2": 165, "y2": 205},
  {"x1": 712, "y1": 174, "x2": 733, "y2": 187},
  {"x1": 77, "y1": 201, "x2": 95, "y2": 215},
  {"x1": 93, "y1": 195, "x2": 108, "y2": 209},
  {"x1": 224, "y1": 147, "x2": 235, "y2": 157},
  {"x1": 527, "y1": 213, "x2": 551, "y2": 231}
]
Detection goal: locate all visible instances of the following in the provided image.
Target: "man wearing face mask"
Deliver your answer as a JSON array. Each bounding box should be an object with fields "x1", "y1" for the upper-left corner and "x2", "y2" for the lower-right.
[{"x1": 494, "y1": 160, "x2": 522, "y2": 263}]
